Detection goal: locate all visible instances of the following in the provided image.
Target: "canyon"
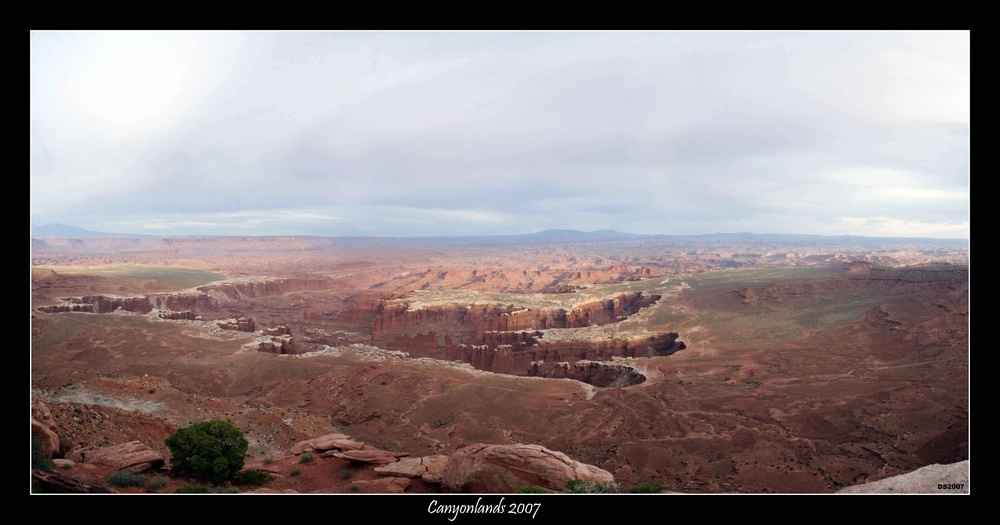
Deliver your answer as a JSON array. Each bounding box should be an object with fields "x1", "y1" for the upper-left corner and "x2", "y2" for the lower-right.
[{"x1": 30, "y1": 233, "x2": 969, "y2": 493}]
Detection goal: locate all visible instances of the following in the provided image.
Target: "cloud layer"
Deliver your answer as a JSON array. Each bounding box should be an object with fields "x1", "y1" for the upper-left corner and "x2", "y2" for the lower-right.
[{"x1": 30, "y1": 30, "x2": 970, "y2": 238}]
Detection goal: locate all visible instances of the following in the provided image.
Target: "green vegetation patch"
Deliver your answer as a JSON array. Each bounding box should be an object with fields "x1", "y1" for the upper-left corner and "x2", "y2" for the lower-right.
[{"x1": 165, "y1": 419, "x2": 249, "y2": 484}]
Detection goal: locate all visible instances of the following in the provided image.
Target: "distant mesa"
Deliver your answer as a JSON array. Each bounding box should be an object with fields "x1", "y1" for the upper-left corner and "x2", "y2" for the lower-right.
[{"x1": 31, "y1": 223, "x2": 108, "y2": 238}]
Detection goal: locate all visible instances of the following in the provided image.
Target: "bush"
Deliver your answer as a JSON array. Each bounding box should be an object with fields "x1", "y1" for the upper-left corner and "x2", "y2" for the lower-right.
[
  {"x1": 517, "y1": 485, "x2": 548, "y2": 493},
  {"x1": 108, "y1": 471, "x2": 146, "y2": 487},
  {"x1": 144, "y1": 475, "x2": 169, "y2": 492},
  {"x1": 337, "y1": 467, "x2": 353, "y2": 480},
  {"x1": 165, "y1": 420, "x2": 248, "y2": 484},
  {"x1": 289, "y1": 468, "x2": 302, "y2": 477},
  {"x1": 176, "y1": 484, "x2": 210, "y2": 493},
  {"x1": 234, "y1": 469, "x2": 273, "y2": 486},
  {"x1": 31, "y1": 434, "x2": 53, "y2": 472},
  {"x1": 565, "y1": 479, "x2": 619, "y2": 493},
  {"x1": 299, "y1": 452, "x2": 315, "y2": 464},
  {"x1": 629, "y1": 481, "x2": 663, "y2": 493}
]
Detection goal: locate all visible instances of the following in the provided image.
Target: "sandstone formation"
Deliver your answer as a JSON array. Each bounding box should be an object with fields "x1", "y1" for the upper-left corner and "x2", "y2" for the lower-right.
[
  {"x1": 262, "y1": 324, "x2": 292, "y2": 336},
  {"x1": 441, "y1": 443, "x2": 615, "y2": 493},
  {"x1": 373, "y1": 455, "x2": 449, "y2": 483},
  {"x1": 254, "y1": 335, "x2": 296, "y2": 354},
  {"x1": 67, "y1": 440, "x2": 164, "y2": 473},
  {"x1": 39, "y1": 295, "x2": 152, "y2": 314},
  {"x1": 31, "y1": 399, "x2": 61, "y2": 458},
  {"x1": 527, "y1": 360, "x2": 645, "y2": 387},
  {"x1": 373, "y1": 291, "x2": 661, "y2": 336},
  {"x1": 218, "y1": 316, "x2": 256, "y2": 332},
  {"x1": 158, "y1": 310, "x2": 199, "y2": 320},
  {"x1": 330, "y1": 448, "x2": 405, "y2": 465},
  {"x1": 291, "y1": 432, "x2": 366, "y2": 454},
  {"x1": 373, "y1": 331, "x2": 683, "y2": 383},
  {"x1": 838, "y1": 461, "x2": 970, "y2": 494},
  {"x1": 32, "y1": 469, "x2": 111, "y2": 493},
  {"x1": 52, "y1": 459, "x2": 75, "y2": 469}
]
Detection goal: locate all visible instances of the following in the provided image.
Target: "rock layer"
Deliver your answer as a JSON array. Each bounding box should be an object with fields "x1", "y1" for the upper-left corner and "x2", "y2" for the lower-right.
[
  {"x1": 442, "y1": 443, "x2": 615, "y2": 493},
  {"x1": 67, "y1": 440, "x2": 164, "y2": 473}
]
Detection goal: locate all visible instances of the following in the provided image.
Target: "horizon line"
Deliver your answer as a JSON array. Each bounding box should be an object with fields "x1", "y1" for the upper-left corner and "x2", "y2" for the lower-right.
[{"x1": 29, "y1": 226, "x2": 970, "y2": 242}]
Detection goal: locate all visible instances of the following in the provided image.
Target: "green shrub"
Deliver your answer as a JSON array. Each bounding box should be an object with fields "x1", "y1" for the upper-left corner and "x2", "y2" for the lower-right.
[
  {"x1": 31, "y1": 434, "x2": 53, "y2": 472},
  {"x1": 299, "y1": 452, "x2": 315, "y2": 464},
  {"x1": 176, "y1": 483, "x2": 211, "y2": 493},
  {"x1": 566, "y1": 479, "x2": 619, "y2": 493},
  {"x1": 144, "y1": 475, "x2": 169, "y2": 492},
  {"x1": 289, "y1": 468, "x2": 302, "y2": 477},
  {"x1": 517, "y1": 485, "x2": 548, "y2": 493},
  {"x1": 108, "y1": 471, "x2": 146, "y2": 487},
  {"x1": 629, "y1": 481, "x2": 663, "y2": 493},
  {"x1": 165, "y1": 420, "x2": 248, "y2": 484},
  {"x1": 337, "y1": 467, "x2": 353, "y2": 480},
  {"x1": 234, "y1": 469, "x2": 273, "y2": 486}
]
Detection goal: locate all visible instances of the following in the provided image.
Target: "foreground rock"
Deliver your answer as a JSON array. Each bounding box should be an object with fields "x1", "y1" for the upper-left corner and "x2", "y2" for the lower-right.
[
  {"x1": 67, "y1": 441, "x2": 164, "y2": 473},
  {"x1": 374, "y1": 455, "x2": 449, "y2": 483},
  {"x1": 32, "y1": 469, "x2": 111, "y2": 493},
  {"x1": 442, "y1": 443, "x2": 615, "y2": 492},
  {"x1": 330, "y1": 448, "x2": 405, "y2": 465},
  {"x1": 31, "y1": 399, "x2": 61, "y2": 458},
  {"x1": 838, "y1": 461, "x2": 970, "y2": 493},
  {"x1": 291, "y1": 433, "x2": 366, "y2": 455},
  {"x1": 351, "y1": 477, "x2": 411, "y2": 493}
]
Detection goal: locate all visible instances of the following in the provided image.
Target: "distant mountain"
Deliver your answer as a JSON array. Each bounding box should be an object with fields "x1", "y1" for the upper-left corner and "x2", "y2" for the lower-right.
[
  {"x1": 31, "y1": 223, "x2": 108, "y2": 238},
  {"x1": 519, "y1": 229, "x2": 640, "y2": 242}
]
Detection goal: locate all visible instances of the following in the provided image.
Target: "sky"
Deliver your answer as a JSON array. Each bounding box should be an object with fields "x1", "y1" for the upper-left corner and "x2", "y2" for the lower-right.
[{"x1": 30, "y1": 30, "x2": 970, "y2": 238}]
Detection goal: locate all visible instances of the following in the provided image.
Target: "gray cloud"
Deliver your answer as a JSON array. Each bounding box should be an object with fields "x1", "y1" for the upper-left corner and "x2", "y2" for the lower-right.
[{"x1": 30, "y1": 30, "x2": 969, "y2": 238}]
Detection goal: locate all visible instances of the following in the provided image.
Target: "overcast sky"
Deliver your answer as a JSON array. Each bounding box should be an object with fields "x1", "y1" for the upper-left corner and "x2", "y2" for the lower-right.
[{"x1": 30, "y1": 30, "x2": 969, "y2": 238}]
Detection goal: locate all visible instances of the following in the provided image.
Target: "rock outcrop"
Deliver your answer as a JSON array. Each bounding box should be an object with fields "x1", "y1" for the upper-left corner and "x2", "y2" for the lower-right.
[
  {"x1": 67, "y1": 441, "x2": 164, "y2": 473},
  {"x1": 441, "y1": 443, "x2": 615, "y2": 493},
  {"x1": 527, "y1": 360, "x2": 646, "y2": 387},
  {"x1": 291, "y1": 433, "x2": 365, "y2": 455},
  {"x1": 374, "y1": 455, "x2": 448, "y2": 483},
  {"x1": 254, "y1": 335, "x2": 297, "y2": 354},
  {"x1": 373, "y1": 292, "x2": 661, "y2": 337},
  {"x1": 218, "y1": 317, "x2": 256, "y2": 332},
  {"x1": 375, "y1": 332, "x2": 682, "y2": 384},
  {"x1": 32, "y1": 469, "x2": 111, "y2": 493},
  {"x1": 31, "y1": 399, "x2": 61, "y2": 458},
  {"x1": 838, "y1": 461, "x2": 970, "y2": 493},
  {"x1": 262, "y1": 325, "x2": 292, "y2": 336},
  {"x1": 330, "y1": 448, "x2": 406, "y2": 465},
  {"x1": 39, "y1": 295, "x2": 152, "y2": 314},
  {"x1": 158, "y1": 310, "x2": 199, "y2": 320}
]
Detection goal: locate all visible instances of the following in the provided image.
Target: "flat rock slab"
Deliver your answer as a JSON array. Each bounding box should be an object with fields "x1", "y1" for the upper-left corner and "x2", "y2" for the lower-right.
[
  {"x1": 331, "y1": 448, "x2": 406, "y2": 465},
  {"x1": 351, "y1": 477, "x2": 411, "y2": 493},
  {"x1": 442, "y1": 443, "x2": 615, "y2": 493},
  {"x1": 374, "y1": 455, "x2": 448, "y2": 483},
  {"x1": 291, "y1": 433, "x2": 366, "y2": 455},
  {"x1": 838, "y1": 461, "x2": 970, "y2": 494},
  {"x1": 67, "y1": 440, "x2": 164, "y2": 473}
]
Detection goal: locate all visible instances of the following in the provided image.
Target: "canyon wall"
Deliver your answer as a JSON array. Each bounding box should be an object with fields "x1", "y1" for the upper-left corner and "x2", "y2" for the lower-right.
[
  {"x1": 527, "y1": 360, "x2": 646, "y2": 387},
  {"x1": 372, "y1": 292, "x2": 661, "y2": 339}
]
